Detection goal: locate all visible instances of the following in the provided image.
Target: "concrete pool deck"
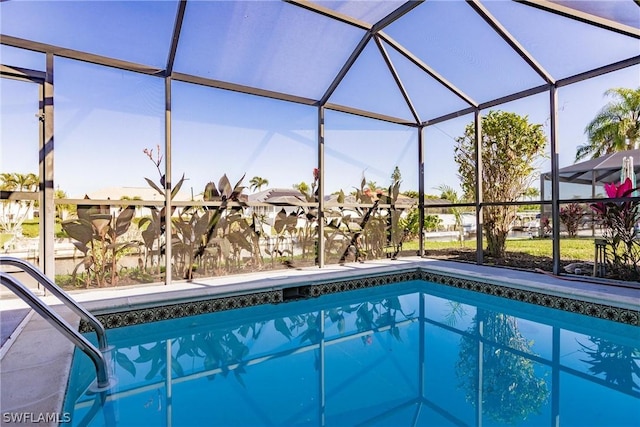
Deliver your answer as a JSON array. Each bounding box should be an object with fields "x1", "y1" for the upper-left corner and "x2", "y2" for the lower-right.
[{"x1": 1, "y1": 258, "x2": 639, "y2": 426}]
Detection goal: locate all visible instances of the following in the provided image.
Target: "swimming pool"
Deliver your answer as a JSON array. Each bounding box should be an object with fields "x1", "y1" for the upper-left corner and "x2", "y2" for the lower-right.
[{"x1": 62, "y1": 277, "x2": 639, "y2": 427}]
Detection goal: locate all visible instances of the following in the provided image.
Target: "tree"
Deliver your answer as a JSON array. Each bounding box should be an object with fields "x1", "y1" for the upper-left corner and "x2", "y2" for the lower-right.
[
  {"x1": 436, "y1": 184, "x2": 467, "y2": 245},
  {"x1": 455, "y1": 110, "x2": 547, "y2": 258},
  {"x1": 249, "y1": 176, "x2": 269, "y2": 192},
  {"x1": 437, "y1": 184, "x2": 461, "y2": 204},
  {"x1": 1, "y1": 172, "x2": 38, "y2": 192},
  {"x1": 517, "y1": 187, "x2": 542, "y2": 212},
  {"x1": 0, "y1": 172, "x2": 38, "y2": 235},
  {"x1": 575, "y1": 87, "x2": 640, "y2": 161},
  {"x1": 402, "y1": 190, "x2": 418, "y2": 199},
  {"x1": 521, "y1": 186, "x2": 539, "y2": 200},
  {"x1": 399, "y1": 208, "x2": 441, "y2": 236},
  {"x1": 54, "y1": 188, "x2": 76, "y2": 220},
  {"x1": 293, "y1": 181, "x2": 310, "y2": 194},
  {"x1": 559, "y1": 202, "x2": 584, "y2": 237},
  {"x1": 391, "y1": 166, "x2": 402, "y2": 185}
]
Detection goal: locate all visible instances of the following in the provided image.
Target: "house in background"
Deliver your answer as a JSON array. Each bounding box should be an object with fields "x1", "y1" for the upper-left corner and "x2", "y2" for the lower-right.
[
  {"x1": 81, "y1": 186, "x2": 196, "y2": 218},
  {"x1": 248, "y1": 188, "x2": 309, "y2": 233}
]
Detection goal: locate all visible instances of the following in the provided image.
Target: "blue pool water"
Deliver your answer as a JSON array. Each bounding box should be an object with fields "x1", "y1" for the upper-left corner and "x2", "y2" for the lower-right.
[{"x1": 63, "y1": 280, "x2": 639, "y2": 427}]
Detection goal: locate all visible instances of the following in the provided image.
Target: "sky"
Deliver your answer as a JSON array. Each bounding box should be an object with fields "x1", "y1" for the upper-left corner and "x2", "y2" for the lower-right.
[{"x1": 1, "y1": 0, "x2": 639, "y2": 201}]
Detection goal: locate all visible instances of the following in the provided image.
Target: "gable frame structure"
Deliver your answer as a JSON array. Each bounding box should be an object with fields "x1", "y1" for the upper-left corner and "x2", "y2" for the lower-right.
[{"x1": 1, "y1": 0, "x2": 639, "y2": 277}]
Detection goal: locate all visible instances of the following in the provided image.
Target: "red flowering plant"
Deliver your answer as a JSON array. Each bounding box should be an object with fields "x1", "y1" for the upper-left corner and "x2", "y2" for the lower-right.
[
  {"x1": 539, "y1": 216, "x2": 551, "y2": 235},
  {"x1": 559, "y1": 203, "x2": 584, "y2": 237},
  {"x1": 589, "y1": 178, "x2": 640, "y2": 280}
]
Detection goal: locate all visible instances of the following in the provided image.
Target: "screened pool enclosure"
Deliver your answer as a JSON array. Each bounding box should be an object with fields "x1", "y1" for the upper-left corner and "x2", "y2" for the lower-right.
[{"x1": 1, "y1": 0, "x2": 639, "y2": 286}]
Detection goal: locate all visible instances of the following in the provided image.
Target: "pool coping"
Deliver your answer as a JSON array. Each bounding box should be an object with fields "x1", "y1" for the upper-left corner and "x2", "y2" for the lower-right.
[
  {"x1": 75, "y1": 258, "x2": 639, "y2": 330},
  {"x1": 1, "y1": 258, "x2": 639, "y2": 426}
]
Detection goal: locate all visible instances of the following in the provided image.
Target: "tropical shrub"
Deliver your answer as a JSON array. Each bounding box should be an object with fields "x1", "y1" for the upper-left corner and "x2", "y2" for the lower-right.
[
  {"x1": 399, "y1": 209, "x2": 442, "y2": 236},
  {"x1": 590, "y1": 178, "x2": 640, "y2": 281},
  {"x1": 540, "y1": 216, "x2": 551, "y2": 235},
  {"x1": 61, "y1": 202, "x2": 139, "y2": 287},
  {"x1": 326, "y1": 172, "x2": 407, "y2": 263},
  {"x1": 455, "y1": 111, "x2": 547, "y2": 258},
  {"x1": 559, "y1": 203, "x2": 584, "y2": 237}
]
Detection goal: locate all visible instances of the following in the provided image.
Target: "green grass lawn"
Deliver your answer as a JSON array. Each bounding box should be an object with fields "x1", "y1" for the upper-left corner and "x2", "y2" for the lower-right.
[
  {"x1": 16, "y1": 220, "x2": 64, "y2": 238},
  {"x1": 13, "y1": 218, "x2": 597, "y2": 263},
  {"x1": 404, "y1": 237, "x2": 595, "y2": 261},
  {"x1": 505, "y1": 237, "x2": 594, "y2": 260}
]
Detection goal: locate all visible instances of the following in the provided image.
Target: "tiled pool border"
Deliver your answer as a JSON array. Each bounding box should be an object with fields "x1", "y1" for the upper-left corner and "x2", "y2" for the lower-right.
[{"x1": 80, "y1": 268, "x2": 640, "y2": 332}]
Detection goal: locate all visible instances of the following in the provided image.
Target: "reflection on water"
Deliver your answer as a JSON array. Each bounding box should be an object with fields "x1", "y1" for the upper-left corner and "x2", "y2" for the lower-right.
[
  {"x1": 456, "y1": 311, "x2": 550, "y2": 425},
  {"x1": 62, "y1": 281, "x2": 639, "y2": 427}
]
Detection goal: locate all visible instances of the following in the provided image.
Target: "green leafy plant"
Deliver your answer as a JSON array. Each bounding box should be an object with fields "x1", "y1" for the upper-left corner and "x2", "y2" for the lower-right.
[
  {"x1": 326, "y1": 172, "x2": 408, "y2": 263},
  {"x1": 61, "y1": 201, "x2": 139, "y2": 287},
  {"x1": 139, "y1": 145, "x2": 186, "y2": 277},
  {"x1": 168, "y1": 206, "x2": 211, "y2": 279},
  {"x1": 590, "y1": 178, "x2": 640, "y2": 280},
  {"x1": 269, "y1": 208, "x2": 298, "y2": 264},
  {"x1": 290, "y1": 168, "x2": 320, "y2": 264},
  {"x1": 399, "y1": 209, "x2": 442, "y2": 235},
  {"x1": 576, "y1": 87, "x2": 640, "y2": 161},
  {"x1": 191, "y1": 174, "x2": 265, "y2": 278},
  {"x1": 358, "y1": 174, "x2": 407, "y2": 260},
  {"x1": 325, "y1": 175, "x2": 381, "y2": 263},
  {"x1": 270, "y1": 168, "x2": 320, "y2": 267},
  {"x1": 559, "y1": 203, "x2": 584, "y2": 237},
  {"x1": 455, "y1": 110, "x2": 547, "y2": 258},
  {"x1": 138, "y1": 206, "x2": 164, "y2": 276}
]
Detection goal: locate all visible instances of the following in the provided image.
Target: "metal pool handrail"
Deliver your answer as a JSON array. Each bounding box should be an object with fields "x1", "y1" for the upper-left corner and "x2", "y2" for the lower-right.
[
  {"x1": 0, "y1": 272, "x2": 111, "y2": 390},
  {"x1": 0, "y1": 256, "x2": 109, "y2": 351}
]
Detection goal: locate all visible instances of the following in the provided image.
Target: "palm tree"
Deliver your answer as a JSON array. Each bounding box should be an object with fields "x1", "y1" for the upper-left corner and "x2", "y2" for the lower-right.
[
  {"x1": 575, "y1": 87, "x2": 640, "y2": 161},
  {"x1": 0, "y1": 172, "x2": 38, "y2": 191},
  {"x1": 0, "y1": 172, "x2": 39, "y2": 235},
  {"x1": 54, "y1": 188, "x2": 76, "y2": 219},
  {"x1": 293, "y1": 181, "x2": 309, "y2": 194},
  {"x1": 391, "y1": 166, "x2": 402, "y2": 185},
  {"x1": 436, "y1": 184, "x2": 466, "y2": 245},
  {"x1": 249, "y1": 176, "x2": 269, "y2": 192},
  {"x1": 437, "y1": 184, "x2": 460, "y2": 204},
  {"x1": 521, "y1": 187, "x2": 540, "y2": 201}
]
